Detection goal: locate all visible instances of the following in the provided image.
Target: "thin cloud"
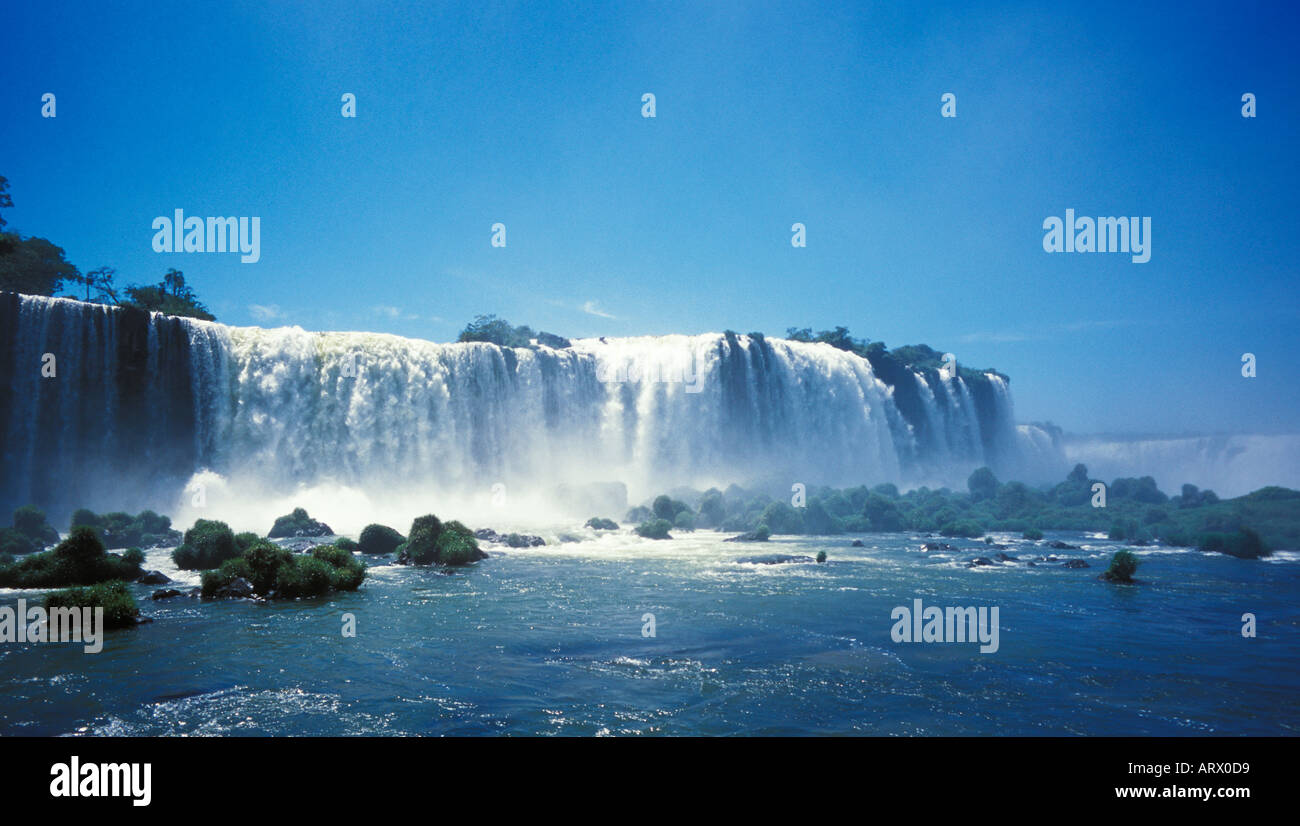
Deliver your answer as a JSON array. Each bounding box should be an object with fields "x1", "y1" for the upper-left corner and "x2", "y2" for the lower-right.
[
  {"x1": 581, "y1": 300, "x2": 617, "y2": 319},
  {"x1": 249, "y1": 304, "x2": 284, "y2": 321},
  {"x1": 960, "y1": 319, "x2": 1134, "y2": 344}
]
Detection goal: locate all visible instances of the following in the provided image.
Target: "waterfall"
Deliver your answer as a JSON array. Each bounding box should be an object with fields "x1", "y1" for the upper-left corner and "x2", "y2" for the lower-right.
[{"x1": 0, "y1": 294, "x2": 1045, "y2": 524}]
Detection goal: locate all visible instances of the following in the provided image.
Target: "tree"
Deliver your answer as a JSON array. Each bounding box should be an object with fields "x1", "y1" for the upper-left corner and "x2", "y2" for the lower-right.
[
  {"x1": 123, "y1": 268, "x2": 215, "y2": 321},
  {"x1": 73, "y1": 266, "x2": 120, "y2": 304},
  {"x1": 967, "y1": 466, "x2": 999, "y2": 502},
  {"x1": 0, "y1": 235, "x2": 80, "y2": 295},
  {"x1": 0, "y1": 176, "x2": 12, "y2": 231}
]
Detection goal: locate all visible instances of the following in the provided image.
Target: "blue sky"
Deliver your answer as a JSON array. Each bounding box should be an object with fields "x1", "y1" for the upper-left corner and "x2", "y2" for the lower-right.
[{"x1": 2, "y1": 0, "x2": 1297, "y2": 435}]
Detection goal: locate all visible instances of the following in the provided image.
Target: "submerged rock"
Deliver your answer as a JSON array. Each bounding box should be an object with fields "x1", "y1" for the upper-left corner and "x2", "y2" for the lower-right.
[{"x1": 735, "y1": 554, "x2": 815, "y2": 565}]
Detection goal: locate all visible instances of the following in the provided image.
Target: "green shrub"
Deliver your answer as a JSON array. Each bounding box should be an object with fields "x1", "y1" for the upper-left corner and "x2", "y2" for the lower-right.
[
  {"x1": 43, "y1": 580, "x2": 139, "y2": 630},
  {"x1": 173, "y1": 519, "x2": 238, "y2": 570},
  {"x1": 13, "y1": 505, "x2": 58, "y2": 544},
  {"x1": 1022, "y1": 528, "x2": 1044, "y2": 540},
  {"x1": 234, "y1": 532, "x2": 261, "y2": 553},
  {"x1": 275, "y1": 556, "x2": 334, "y2": 598},
  {"x1": 436, "y1": 530, "x2": 481, "y2": 566},
  {"x1": 121, "y1": 548, "x2": 145, "y2": 567},
  {"x1": 1104, "y1": 549, "x2": 1139, "y2": 583},
  {"x1": 940, "y1": 520, "x2": 984, "y2": 539},
  {"x1": 311, "y1": 544, "x2": 366, "y2": 589},
  {"x1": 334, "y1": 537, "x2": 358, "y2": 552},
  {"x1": 816, "y1": 550, "x2": 827, "y2": 563},
  {"x1": 673, "y1": 511, "x2": 696, "y2": 532},
  {"x1": 402, "y1": 515, "x2": 444, "y2": 565},
  {"x1": 243, "y1": 541, "x2": 294, "y2": 593},
  {"x1": 358, "y1": 523, "x2": 405, "y2": 555},
  {"x1": 584, "y1": 517, "x2": 618, "y2": 531},
  {"x1": 70, "y1": 508, "x2": 101, "y2": 529},
  {"x1": 635, "y1": 519, "x2": 673, "y2": 540},
  {"x1": 0, "y1": 528, "x2": 39, "y2": 557},
  {"x1": 0, "y1": 527, "x2": 143, "y2": 588},
  {"x1": 1199, "y1": 528, "x2": 1270, "y2": 559}
]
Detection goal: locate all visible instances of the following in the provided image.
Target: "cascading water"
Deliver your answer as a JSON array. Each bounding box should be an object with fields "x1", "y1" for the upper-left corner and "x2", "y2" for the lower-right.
[{"x1": 0, "y1": 293, "x2": 1049, "y2": 527}]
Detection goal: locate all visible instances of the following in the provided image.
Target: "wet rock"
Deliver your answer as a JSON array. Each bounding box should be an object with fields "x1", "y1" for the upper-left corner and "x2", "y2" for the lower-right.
[
  {"x1": 922, "y1": 542, "x2": 955, "y2": 552},
  {"x1": 994, "y1": 552, "x2": 1018, "y2": 562},
  {"x1": 474, "y1": 529, "x2": 544, "y2": 547},
  {"x1": 150, "y1": 588, "x2": 183, "y2": 600},
  {"x1": 1063, "y1": 559, "x2": 1090, "y2": 569},
  {"x1": 966, "y1": 557, "x2": 996, "y2": 568},
  {"x1": 211, "y1": 576, "x2": 256, "y2": 599},
  {"x1": 1048, "y1": 540, "x2": 1080, "y2": 550},
  {"x1": 725, "y1": 529, "x2": 771, "y2": 542},
  {"x1": 137, "y1": 570, "x2": 172, "y2": 585},
  {"x1": 850, "y1": 539, "x2": 864, "y2": 547},
  {"x1": 735, "y1": 554, "x2": 815, "y2": 565}
]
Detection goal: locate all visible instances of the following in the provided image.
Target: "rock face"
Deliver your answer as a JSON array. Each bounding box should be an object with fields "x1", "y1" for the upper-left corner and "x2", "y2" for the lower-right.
[
  {"x1": 735, "y1": 554, "x2": 815, "y2": 565},
  {"x1": 137, "y1": 570, "x2": 172, "y2": 585},
  {"x1": 474, "y1": 529, "x2": 545, "y2": 547},
  {"x1": 1063, "y1": 559, "x2": 1091, "y2": 569}
]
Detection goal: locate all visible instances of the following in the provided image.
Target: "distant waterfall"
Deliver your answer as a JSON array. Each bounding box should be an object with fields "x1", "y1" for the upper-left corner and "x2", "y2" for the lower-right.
[{"x1": 0, "y1": 294, "x2": 1045, "y2": 521}]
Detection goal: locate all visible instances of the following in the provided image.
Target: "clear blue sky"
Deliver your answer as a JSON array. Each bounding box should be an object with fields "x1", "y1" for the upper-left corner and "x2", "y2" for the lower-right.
[{"x1": 2, "y1": 0, "x2": 1296, "y2": 435}]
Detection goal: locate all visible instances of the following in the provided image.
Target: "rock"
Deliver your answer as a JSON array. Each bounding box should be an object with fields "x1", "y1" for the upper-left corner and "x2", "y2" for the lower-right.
[
  {"x1": 1099, "y1": 571, "x2": 1137, "y2": 583},
  {"x1": 474, "y1": 529, "x2": 544, "y2": 547},
  {"x1": 584, "y1": 517, "x2": 619, "y2": 531},
  {"x1": 276, "y1": 537, "x2": 334, "y2": 553},
  {"x1": 922, "y1": 542, "x2": 955, "y2": 551},
  {"x1": 268, "y1": 508, "x2": 333, "y2": 539},
  {"x1": 137, "y1": 570, "x2": 172, "y2": 585},
  {"x1": 151, "y1": 588, "x2": 183, "y2": 600},
  {"x1": 850, "y1": 539, "x2": 864, "y2": 547},
  {"x1": 1048, "y1": 540, "x2": 1079, "y2": 550},
  {"x1": 985, "y1": 542, "x2": 1010, "y2": 550},
  {"x1": 994, "y1": 552, "x2": 1018, "y2": 562},
  {"x1": 725, "y1": 529, "x2": 770, "y2": 542},
  {"x1": 212, "y1": 576, "x2": 256, "y2": 599},
  {"x1": 966, "y1": 557, "x2": 996, "y2": 568},
  {"x1": 1063, "y1": 559, "x2": 1090, "y2": 569},
  {"x1": 735, "y1": 554, "x2": 815, "y2": 565}
]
